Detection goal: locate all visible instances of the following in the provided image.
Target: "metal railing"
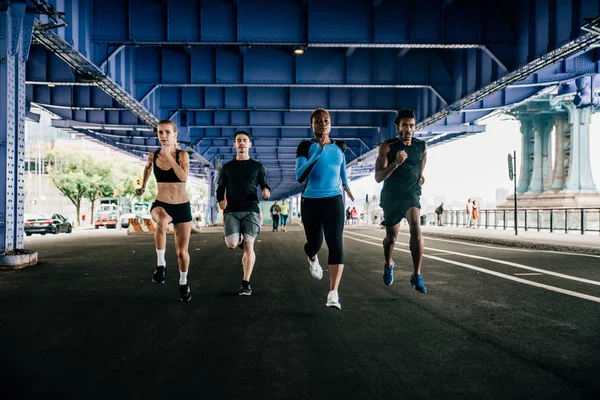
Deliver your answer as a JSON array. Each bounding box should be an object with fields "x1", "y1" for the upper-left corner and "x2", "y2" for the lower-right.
[{"x1": 426, "y1": 208, "x2": 600, "y2": 235}]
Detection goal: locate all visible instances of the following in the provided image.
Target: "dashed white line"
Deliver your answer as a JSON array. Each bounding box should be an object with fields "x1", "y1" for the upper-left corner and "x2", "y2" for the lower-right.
[
  {"x1": 345, "y1": 231, "x2": 600, "y2": 286},
  {"x1": 514, "y1": 273, "x2": 544, "y2": 276},
  {"x1": 398, "y1": 232, "x2": 600, "y2": 258},
  {"x1": 343, "y1": 233, "x2": 600, "y2": 304}
]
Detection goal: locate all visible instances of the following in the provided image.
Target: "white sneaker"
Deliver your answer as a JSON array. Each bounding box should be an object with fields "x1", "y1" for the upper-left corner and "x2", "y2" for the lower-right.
[
  {"x1": 326, "y1": 290, "x2": 341, "y2": 310},
  {"x1": 308, "y1": 255, "x2": 323, "y2": 280}
]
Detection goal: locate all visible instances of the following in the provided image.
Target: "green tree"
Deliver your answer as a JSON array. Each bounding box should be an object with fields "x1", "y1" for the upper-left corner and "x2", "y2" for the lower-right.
[
  {"x1": 84, "y1": 160, "x2": 116, "y2": 225},
  {"x1": 47, "y1": 150, "x2": 97, "y2": 226},
  {"x1": 114, "y1": 161, "x2": 157, "y2": 203}
]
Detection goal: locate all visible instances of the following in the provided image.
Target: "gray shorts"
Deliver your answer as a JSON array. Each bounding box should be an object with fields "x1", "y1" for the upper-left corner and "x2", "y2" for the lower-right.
[{"x1": 224, "y1": 211, "x2": 261, "y2": 238}]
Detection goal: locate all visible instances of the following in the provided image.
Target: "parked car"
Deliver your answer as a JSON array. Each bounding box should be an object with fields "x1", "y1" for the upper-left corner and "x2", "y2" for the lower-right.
[
  {"x1": 120, "y1": 213, "x2": 140, "y2": 228},
  {"x1": 24, "y1": 214, "x2": 73, "y2": 236}
]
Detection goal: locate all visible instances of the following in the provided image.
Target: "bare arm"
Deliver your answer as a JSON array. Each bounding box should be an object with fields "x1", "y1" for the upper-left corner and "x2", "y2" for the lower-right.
[
  {"x1": 419, "y1": 145, "x2": 427, "y2": 185},
  {"x1": 136, "y1": 153, "x2": 153, "y2": 195},
  {"x1": 374, "y1": 142, "x2": 397, "y2": 183},
  {"x1": 165, "y1": 150, "x2": 189, "y2": 182}
]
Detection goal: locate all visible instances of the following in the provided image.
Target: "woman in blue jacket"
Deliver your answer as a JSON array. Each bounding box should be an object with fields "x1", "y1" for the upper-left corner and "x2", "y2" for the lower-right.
[{"x1": 295, "y1": 108, "x2": 355, "y2": 310}]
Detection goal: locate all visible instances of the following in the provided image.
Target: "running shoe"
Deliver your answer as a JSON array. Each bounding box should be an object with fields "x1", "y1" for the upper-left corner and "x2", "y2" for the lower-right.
[
  {"x1": 179, "y1": 284, "x2": 191, "y2": 302},
  {"x1": 326, "y1": 290, "x2": 341, "y2": 310},
  {"x1": 410, "y1": 274, "x2": 427, "y2": 293},
  {"x1": 308, "y1": 255, "x2": 323, "y2": 280},
  {"x1": 153, "y1": 266, "x2": 166, "y2": 284},
  {"x1": 383, "y1": 262, "x2": 394, "y2": 286},
  {"x1": 239, "y1": 280, "x2": 252, "y2": 296}
]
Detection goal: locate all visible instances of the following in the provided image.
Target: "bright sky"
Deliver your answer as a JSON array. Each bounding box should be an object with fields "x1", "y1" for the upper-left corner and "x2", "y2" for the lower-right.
[{"x1": 352, "y1": 112, "x2": 600, "y2": 209}]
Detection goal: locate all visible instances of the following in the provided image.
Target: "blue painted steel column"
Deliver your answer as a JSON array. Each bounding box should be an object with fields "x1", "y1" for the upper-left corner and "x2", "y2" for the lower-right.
[
  {"x1": 551, "y1": 113, "x2": 569, "y2": 190},
  {"x1": 563, "y1": 103, "x2": 597, "y2": 192},
  {"x1": 207, "y1": 169, "x2": 216, "y2": 226},
  {"x1": 516, "y1": 116, "x2": 533, "y2": 194},
  {"x1": 0, "y1": 2, "x2": 35, "y2": 254}
]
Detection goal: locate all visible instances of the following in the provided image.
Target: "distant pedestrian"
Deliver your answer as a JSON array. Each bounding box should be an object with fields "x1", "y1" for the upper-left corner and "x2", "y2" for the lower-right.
[
  {"x1": 435, "y1": 202, "x2": 444, "y2": 226},
  {"x1": 295, "y1": 108, "x2": 355, "y2": 310},
  {"x1": 216, "y1": 130, "x2": 271, "y2": 296},
  {"x1": 466, "y1": 199, "x2": 473, "y2": 228},
  {"x1": 270, "y1": 200, "x2": 281, "y2": 232},
  {"x1": 351, "y1": 207, "x2": 358, "y2": 225},
  {"x1": 279, "y1": 199, "x2": 289, "y2": 232},
  {"x1": 345, "y1": 207, "x2": 351, "y2": 225},
  {"x1": 472, "y1": 200, "x2": 480, "y2": 229},
  {"x1": 136, "y1": 120, "x2": 193, "y2": 302},
  {"x1": 375, "y1": 108, "x2": 427, "y2": 293}
]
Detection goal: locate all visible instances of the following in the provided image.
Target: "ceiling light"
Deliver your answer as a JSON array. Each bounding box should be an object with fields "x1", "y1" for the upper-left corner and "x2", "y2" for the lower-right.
[{"x1": 293, "y1": 46, "x2": 305, "y2": 55}]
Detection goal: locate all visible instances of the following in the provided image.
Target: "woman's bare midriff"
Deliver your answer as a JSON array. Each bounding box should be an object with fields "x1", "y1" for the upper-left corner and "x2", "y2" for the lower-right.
[{"x1": 156, "y1": 182, "x2": 188, "y2": 204}]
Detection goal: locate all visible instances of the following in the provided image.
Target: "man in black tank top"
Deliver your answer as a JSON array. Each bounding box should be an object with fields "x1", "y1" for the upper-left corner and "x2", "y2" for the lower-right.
[{"x1": 374, "y1": 109, "x2": 428, "y2": 293}]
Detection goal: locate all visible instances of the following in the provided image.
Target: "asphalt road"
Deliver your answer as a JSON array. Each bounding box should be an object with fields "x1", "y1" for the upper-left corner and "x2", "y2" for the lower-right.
[{"x1": 1, "y1": 226, "x2": 598, "y2": 399}]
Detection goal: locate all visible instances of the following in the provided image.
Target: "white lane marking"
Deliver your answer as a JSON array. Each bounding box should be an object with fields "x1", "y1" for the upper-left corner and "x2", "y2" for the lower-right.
[
  {"x1": 395, "y1": 231, "x2": 600, "y2": 258},
  {"x1": 344, "y1": 231, "x2": 600, "y2": 286},
  {"x1": 514, "y1": 273, "x2": 544, "y2": 276},
  {"x1": 344, "y1": 234, "x2": 600, "y2": 304}
]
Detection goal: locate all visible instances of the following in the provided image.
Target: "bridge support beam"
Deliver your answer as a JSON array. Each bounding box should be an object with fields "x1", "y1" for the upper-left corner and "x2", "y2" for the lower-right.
[
  {"x1": 562, "y1": 103, "x2": 597, "y2": 193},
  {"x1": 527, "y1": 114, "x2": 553, "y2": 194},
  {"x1": 0, "y1": 2, "x2": 35, "y2": 263},
  {"x1": 551, "y1": 113, "x2": 569, "y2": 190},
  {"x1": 503, "y1": 97, "x2": 599, "y2": 209},
  {"x1": 517, "y1": 117, "x2": 533, "y2": 194}
]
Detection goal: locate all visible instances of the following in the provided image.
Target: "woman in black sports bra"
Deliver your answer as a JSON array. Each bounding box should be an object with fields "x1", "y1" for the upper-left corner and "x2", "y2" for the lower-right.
[{"x1": 136, "y1": 120, "x2": 193, "y2": 302}]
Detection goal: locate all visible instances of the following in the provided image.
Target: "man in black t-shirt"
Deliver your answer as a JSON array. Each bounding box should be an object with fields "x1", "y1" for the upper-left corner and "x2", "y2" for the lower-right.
[
  {"x1": 375, "y1": 109, "x2": 427, "y2": 293},
  {"x1": 216, "y1": 131, "x2": 271, "y2": 295},
  {"x1": 269, "y1": 201, "x2": 281, "y2": 231}
]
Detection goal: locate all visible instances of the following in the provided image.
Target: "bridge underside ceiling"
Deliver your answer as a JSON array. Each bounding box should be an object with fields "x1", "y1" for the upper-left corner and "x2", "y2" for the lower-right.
[{"x1": 22, "y1": 0, "x2": 600, "y2": 198}]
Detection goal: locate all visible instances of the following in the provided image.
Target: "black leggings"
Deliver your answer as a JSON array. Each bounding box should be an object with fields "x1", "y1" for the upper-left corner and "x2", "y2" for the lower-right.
[{"x1": 301, "y1": 195, "x2": 345, "y2": 265}]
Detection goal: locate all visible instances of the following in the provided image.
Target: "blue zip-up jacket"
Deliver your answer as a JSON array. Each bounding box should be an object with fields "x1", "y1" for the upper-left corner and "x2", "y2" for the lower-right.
[{"x1": 295, "y1": 139, "x2": 349, "y2": 198}]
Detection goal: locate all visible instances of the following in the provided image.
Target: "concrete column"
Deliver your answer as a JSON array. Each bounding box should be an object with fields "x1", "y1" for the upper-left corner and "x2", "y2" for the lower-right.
[
  {"x1": 0, "y1": 4, "x2": 35, "y2": 254},
  {"x1": 539, "y1": 115, "x2": 554, "y2": 192},
  {"x1": 551, "y1": 113, "x2": 569, "y2": 190},
  {"x1": 527, "y1": 116, "x2": 545, "y2": 194},
  {"x1": 517, "y1": 117, "x2": 533, "y2": 194},
  {"x1": 563, "y1": 103, "x2": 598, "y2": 192}
]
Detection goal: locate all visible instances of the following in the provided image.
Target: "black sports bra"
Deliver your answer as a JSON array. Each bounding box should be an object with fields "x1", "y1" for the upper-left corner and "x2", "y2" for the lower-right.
[{"x1": 153, "y1": 150, "x2": 185, "y2": 183}]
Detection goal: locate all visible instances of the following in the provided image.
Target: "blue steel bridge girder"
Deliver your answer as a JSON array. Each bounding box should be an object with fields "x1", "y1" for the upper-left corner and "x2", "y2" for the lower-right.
[
  {"x1": 0, "y1": 1, "x2": 36, "y2": 254},
  {"x1": 21, "y1": 0, "x2": 600, "y2": 199}
]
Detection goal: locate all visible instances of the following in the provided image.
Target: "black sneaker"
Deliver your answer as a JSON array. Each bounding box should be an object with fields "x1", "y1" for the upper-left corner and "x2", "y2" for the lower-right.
[
  {"x1": 179, "y1": 284, "x2": 191, "y2": 302},
  {"x1": 152, "y1": 266, "x2": 166, "y2": 284},
  {"x1": 239, "y1": 280, "x2": 252, "y2": 296}
]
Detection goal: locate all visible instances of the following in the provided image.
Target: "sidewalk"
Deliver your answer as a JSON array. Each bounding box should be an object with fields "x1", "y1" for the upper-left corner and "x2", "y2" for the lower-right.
[{"x1": 416, "y1": 224, "x2": 600, "y2": 254}]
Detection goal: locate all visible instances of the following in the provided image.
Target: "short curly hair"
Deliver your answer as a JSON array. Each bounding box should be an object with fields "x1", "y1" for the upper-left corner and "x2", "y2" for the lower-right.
[{"x1": 393, "y1": 109, "x2": 416, "y2": 126}]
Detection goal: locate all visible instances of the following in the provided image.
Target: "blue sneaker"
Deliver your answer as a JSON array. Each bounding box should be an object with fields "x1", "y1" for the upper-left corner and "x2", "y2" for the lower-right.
[
  {"x1": 239, "y1": 280, "x2": 252, "y2": 296},
  {"x1": 410, "y1": 274, "x2": 427, "y2": 293},
  {"x1": 383, "y1": 263, "x2": 394, "y2": 286}
]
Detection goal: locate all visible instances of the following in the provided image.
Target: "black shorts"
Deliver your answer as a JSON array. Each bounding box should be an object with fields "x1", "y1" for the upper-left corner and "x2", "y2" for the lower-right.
[
  {"x1": 381, "y1": 194, "x2": 421, "y2": 227},
  {"x1": 151, "y1": 200, "x2": 193, "y2": 225}
]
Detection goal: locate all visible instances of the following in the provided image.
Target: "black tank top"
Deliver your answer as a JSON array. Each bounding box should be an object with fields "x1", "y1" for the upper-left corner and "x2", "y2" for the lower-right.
[
  {"x1": 153, "y1": 150, "x2": 185, "y2": 183},
  {"x1": 380, "y1": 137, "x2": 425, "y2": 204}
]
